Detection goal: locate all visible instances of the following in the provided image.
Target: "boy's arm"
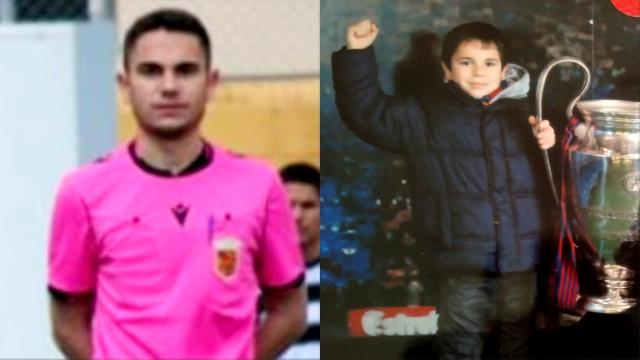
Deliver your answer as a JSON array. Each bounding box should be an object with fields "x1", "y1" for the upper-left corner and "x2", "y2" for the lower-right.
[
  {"x1": 528, "y1": 116, "x2": 556, "y2": 149},
  {"x1": 332, "y1": 20, "x2": 424, "y2": 152},
  {"x1": 345, "y1": 19, "x2": 379, "y2": 50}
]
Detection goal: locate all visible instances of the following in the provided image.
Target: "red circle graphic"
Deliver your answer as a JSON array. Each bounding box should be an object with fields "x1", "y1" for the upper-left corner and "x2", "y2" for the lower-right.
[{"x1": 611, "y1": 0, "x2": 640, "y2": 17}]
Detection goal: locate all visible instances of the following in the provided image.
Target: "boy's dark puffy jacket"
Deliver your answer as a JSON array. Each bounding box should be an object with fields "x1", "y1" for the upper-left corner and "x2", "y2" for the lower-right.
[{"x1": 332, "y1": 46, "x2": 554, "y2": 275}]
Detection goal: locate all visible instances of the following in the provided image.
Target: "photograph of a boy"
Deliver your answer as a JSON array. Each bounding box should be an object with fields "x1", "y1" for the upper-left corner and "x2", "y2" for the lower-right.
[{"x1": 332, "y1": 19, "x2": 555, "y2": 359}]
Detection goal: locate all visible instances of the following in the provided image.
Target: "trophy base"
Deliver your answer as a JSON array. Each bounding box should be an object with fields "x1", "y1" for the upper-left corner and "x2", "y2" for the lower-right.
[
  {"x1": 583, "y1": 296, "x2": 636, "y2": 314},
  {"x1": 583, "y1": 265, "x2": 636, "y2": 314}
]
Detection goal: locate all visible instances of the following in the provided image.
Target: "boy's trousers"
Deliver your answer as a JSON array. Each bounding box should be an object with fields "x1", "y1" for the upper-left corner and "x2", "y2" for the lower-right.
[{"x1": 435, "y1": 271, "x2": 537, "y2": 359}]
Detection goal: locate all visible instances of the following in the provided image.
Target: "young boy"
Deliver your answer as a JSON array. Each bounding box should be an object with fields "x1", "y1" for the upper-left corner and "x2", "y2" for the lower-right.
[{"x1": 332, "y1": 20, "x2": 555, "y2": 359}]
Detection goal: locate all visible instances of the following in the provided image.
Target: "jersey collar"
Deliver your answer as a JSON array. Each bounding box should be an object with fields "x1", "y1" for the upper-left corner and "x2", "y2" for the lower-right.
[{"x1": 128, "y1": 140, "x2": 214, "y2": 177}]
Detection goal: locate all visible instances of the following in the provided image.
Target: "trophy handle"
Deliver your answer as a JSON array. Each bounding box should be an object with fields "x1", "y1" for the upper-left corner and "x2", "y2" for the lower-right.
[{"x1": 535, "y1": 57, "x2": 591, "y2": 206}]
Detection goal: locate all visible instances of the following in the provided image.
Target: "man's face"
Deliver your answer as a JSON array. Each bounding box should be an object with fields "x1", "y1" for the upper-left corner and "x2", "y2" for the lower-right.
[
  {"x1": 285, "y1": 182, "x2": 320, "y2": 248},
  {"x1": 119, "y1": 29, "x2": 218, "y2": 140},
  {"x1": 442, "y1": 40, "x2": 507, "y2": 99}
]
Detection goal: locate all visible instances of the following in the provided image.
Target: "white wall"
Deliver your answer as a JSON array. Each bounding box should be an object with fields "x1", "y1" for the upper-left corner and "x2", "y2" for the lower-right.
[
  {"x1": 0, "y1": 22, "x2": 115, "y2": 358},
  {"x1": 115, "y1": 0, "x2": 320, "y2": 77}
]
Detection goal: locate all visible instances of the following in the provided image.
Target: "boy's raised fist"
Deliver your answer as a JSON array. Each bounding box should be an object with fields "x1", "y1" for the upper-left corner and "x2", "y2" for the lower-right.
[{"x1": 346, "y1": 19, "x2": 379, "y2": 50}]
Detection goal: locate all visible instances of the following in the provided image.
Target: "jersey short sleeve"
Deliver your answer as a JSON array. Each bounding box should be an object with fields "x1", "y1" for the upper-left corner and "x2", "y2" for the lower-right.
[
  {"x1": 48, "y1": 177, "x2": 97, "y2": 293},
  {"x1": 257, "y1": 173, "x2": 305, "y2": 290}
]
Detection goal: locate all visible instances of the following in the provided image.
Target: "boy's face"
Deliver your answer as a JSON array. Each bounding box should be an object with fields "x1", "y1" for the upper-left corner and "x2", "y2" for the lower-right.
[{"x1": 442, "y1": 40, "x2": 507, "y2": 99}]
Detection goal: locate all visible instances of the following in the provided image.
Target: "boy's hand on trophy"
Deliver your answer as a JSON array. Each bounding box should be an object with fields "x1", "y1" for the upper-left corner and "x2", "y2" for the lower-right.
[
  {"x1": 346, "y1": 19, "x2": 379, "y2": 50},
  {"x1": 528, "y1": 116, "x2": 556, "y2": 150}
]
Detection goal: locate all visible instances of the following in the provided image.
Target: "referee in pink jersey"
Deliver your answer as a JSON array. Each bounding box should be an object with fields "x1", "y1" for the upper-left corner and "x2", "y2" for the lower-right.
[{"x1": 48, "y1": 9, "x2": 306, "y2": 359}]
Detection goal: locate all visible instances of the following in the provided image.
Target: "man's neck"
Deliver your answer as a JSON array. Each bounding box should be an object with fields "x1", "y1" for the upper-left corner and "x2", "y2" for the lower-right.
[
  {"x1": 135, "y1": 132, "x2": 204, "y2": 175},
  {"x1": 304, "y1": 238, "x2": 320, "y2": 263}
]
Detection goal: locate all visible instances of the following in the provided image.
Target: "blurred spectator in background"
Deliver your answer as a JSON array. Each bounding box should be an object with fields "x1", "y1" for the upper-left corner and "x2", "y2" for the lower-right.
[{"x1": 279, "y1": 163, "x2": 321, "y2": 359}]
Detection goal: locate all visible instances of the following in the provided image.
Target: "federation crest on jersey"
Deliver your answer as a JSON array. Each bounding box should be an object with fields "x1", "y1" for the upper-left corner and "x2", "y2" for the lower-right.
[{"x1": 213, "y1": 237, "x2": 241, "y2": 279}]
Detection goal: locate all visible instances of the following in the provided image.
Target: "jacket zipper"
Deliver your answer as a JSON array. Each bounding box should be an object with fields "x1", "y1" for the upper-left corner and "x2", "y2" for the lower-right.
[{"x1": 479, "y1": 110, "x2": 501, "y2": 238}]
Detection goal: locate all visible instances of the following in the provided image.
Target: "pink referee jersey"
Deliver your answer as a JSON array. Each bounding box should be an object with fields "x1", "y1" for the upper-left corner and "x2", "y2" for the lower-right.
[{"x1": 48, "y1": 143, "x2": 304, "y2": 359}]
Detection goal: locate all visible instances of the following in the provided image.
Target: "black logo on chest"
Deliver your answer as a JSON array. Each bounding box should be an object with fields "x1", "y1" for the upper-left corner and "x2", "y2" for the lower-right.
[{"x1": 171, "y1": 203, "x2": 190, "y2": 226}]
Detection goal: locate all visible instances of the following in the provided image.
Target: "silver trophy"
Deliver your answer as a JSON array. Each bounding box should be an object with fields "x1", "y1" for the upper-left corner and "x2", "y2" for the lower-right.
[{"x1": 537, "y1": 57, "x2": 640, "y2": 313}]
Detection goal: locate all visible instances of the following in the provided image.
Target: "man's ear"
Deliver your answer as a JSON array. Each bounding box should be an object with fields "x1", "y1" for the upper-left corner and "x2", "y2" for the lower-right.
[
  {"x1": 206, "y1": 69, "x2": 220, "y2": 102},
  {"x1": 441, "y1": 61, "x2": 451, "y2": 81},
  {"x1": 117, "y1": 72, "x2": 130, "y2": 103}
]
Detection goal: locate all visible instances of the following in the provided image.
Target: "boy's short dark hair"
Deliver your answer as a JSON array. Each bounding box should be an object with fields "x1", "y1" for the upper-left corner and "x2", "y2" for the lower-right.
[
  {"x1": 441, "y1": 22, "x2": 508, "y2": 70},
  {"x1": 123, "y1": 8, "x2": 211, "y2": 70},
  {"x1": 280, "y1": 163, "x2": 320, "y2": 192}
]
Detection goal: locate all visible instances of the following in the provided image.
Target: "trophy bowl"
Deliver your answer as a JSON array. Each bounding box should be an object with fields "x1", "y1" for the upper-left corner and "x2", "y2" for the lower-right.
[{"x1": 571, "y1": 99, "x2": 640, "y2": 313}]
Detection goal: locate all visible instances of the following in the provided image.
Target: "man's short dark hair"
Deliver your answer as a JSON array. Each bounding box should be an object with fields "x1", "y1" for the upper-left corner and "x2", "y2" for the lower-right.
[
  {"x1": 123, "y1": 8, "x2": 211, "y2": 70},
  {"x1": 280, "y1": 163, "x2": 320, "y2": 192},
  {"x1": 441, "y1": 22, "x2": 507, "y2": 70}
]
